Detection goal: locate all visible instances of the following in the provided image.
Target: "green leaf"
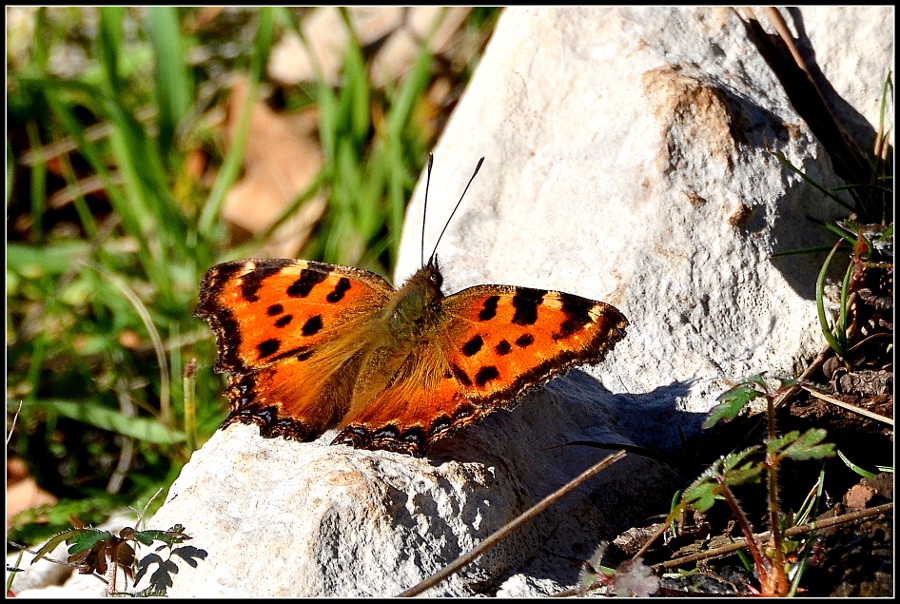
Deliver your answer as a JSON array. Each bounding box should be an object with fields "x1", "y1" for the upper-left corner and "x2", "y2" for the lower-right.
[
  {"x1": 682, "y1": 482, "x2": 720, "y2": 512},
  {"x1": 767, "y1": 430, "x2": 801, "y2": 456},
  {"x1": 720, "y1": 446, "x2": 764, "y2": 486},
  {"x1": 31, "y1": 528, "x2": 84, "y2": 564},
  {"x1": 704, "y1": 384, "x2": 765, "y2": 428},
  {"x1": 147, "y1": 7, "x2": 191, "y2": 155},
  {"x1": 135, "y1": 525, "x2": 190, "y2": 546},
  {"x1": 721, "y1": 446, "x2": 761, "y2": 471},
  {"x1": 24, "y1": 399, "x2": 185, "y2": 444},
  {"x1": 780, "y1": 429, "x2": 836, "y2": 461},
  {"x1": 722, "y1": 464, "x2": 764, "y2": 486},
  {"x1": 7, "y1": 242, "x2": 91, "y2": 277},
  {"x1": 67, "y1": 529, "x2": 113, "y2": 555}
]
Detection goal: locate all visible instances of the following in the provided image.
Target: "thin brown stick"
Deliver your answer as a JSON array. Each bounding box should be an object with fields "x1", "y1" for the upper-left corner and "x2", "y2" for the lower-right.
[
  {"x1": 801, "y1": 385, "x2": 894, "y2": 426},
  {"x1": 654, "y1": 502, "x2": 893, "y2": 570},
  {"x1": 632, "y1": 520, "x2": 670, "y2": 560},
  {"x1": 772, "y1": 344, "x2": 831, "y2": 410},
  {"x1": 762, "y1": 7, "x2": 810, "y2": 77},
  {"x1": 398, "y1": 450, "x2": 627, "y2": 597}
]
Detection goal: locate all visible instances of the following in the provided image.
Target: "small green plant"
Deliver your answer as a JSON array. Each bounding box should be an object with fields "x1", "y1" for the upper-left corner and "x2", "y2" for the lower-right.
[
  {"x1": 813, "y1": 220, "x2": 894, "y2": 362},
  {"x1": 670, "y1": 374, "x2": 835, "y2": 596},
  {"x1": 14, "y1": 523, "x2": 202, "y2": 597}
]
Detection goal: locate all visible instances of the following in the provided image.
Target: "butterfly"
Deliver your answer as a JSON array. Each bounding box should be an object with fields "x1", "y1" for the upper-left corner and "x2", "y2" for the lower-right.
[{"x1": 195, "y1": 156, "x2": 628, "y2": 457}]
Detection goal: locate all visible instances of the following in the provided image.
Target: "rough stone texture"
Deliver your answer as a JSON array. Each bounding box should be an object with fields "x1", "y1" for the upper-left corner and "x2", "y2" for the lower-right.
[
  {"x1": 141, "y1": 417, "x2": 670, "y2": 597},
  {"x1": 6, "y1": 543, "x2": 73, "y2": 597},
  {"x1": 797, "y1": 6, "x2": 894, "y2": 150},
  {"x1": 14, "y1": 6, "x2": 892, "y2": 598}
]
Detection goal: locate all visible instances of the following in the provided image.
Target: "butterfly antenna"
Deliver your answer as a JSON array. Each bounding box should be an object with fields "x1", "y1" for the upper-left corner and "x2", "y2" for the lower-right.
[
  {"x1": 421, "y1": 153, "x2": 435, "y2": 267},
  {"x1": 428, "y1": 156, "x2": 485, "y2": 263}
]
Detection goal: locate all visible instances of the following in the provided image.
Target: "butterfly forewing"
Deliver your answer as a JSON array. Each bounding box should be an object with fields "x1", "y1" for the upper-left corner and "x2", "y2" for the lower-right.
[
  {"x1": 438, "y1": 285, "x2": 628, "y2": 406},
  {"x1": 195, "y1": 259, "x2": 395, "y2": 441},
  {"x1": 195, "y1": 259, "x2": 393, "y2": 374}
]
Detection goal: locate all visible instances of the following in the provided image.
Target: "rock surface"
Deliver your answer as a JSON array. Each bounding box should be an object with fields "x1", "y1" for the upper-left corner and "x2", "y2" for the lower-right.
[{"x1": 14, "y1": 6, "x2": 892, "y2": 598}]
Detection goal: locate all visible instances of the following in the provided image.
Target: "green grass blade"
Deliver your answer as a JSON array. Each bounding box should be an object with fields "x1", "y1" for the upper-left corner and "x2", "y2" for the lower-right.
[
  {"x1": 24, "y1": 400, "x2": 185, "y2": 444},
  {"x1": 24, "y1": 122, "x2": 46, "y2": 240},
  {"x1": 768, "y1": 148, "x2": 856, "y2": 214},
  {"x1": 147, "y1": 7, "x2": 192, "y2": 157},
  {"x1": 815, "y1": 239, "x2": 847, "y2": 357},
  {"x1": 837, "y1": 449, "x2": 877, "y2": 478}
]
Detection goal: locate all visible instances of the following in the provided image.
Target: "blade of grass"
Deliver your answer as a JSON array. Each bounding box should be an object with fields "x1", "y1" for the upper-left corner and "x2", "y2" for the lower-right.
[
  {"x1": 32, "y1": 78, "x2": 169, "y2": 294},
  {"x1": 24, "y1": 400, "x2": 184, "y2": 444},
  {"x1": 97, "y1": 7, "x2": 126, "y2": 99},
  {"x1": 87, "y1": 263, "x2": 171, "y2": 426},
  {"x1": 183, "y1": 360, "x2": 198, "y2": 453},
  {"x1": 767, "y1": 148, "x2": 856, "y2": 214},
  {"x1": 25, "y1": 121, "x2": 46, "y2": 240},
  {"x1": 147, "y1": 7, "x2": 192, "y2": 158},
  {"x1": 815, "y1": 239, "x2": 847, "y2": 358}
]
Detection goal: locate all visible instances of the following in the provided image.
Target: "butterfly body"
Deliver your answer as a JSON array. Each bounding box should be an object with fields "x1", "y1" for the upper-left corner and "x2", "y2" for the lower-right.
[{"x1": 196, "y1": 253, "x2": 628, "y2": 457}]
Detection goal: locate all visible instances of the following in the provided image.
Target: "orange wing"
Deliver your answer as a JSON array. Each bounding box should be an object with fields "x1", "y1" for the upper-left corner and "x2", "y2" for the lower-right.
[
  {"x1": 195, "y1": 259, "x2": 394, "y2": 441},
  {"x1": 334, "y1": 284, "x2": 627, "y2": 456}
]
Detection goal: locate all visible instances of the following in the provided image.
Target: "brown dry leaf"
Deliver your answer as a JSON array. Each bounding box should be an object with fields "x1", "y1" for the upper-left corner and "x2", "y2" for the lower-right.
[
  {"x1": 268, "y1": 7, "x2": 471, "y2": 88},
  {"x1": 222, "y1": 78, "x2": 326, "y2": 258},
  {"x1": 7, "y1": 457, "x2": 57, "y2": 524}
]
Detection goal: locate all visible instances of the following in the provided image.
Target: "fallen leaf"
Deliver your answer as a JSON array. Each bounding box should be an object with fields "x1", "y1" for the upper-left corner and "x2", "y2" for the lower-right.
[{"x1": 221, "y1": 78, "x2": 326, "y2": 258}]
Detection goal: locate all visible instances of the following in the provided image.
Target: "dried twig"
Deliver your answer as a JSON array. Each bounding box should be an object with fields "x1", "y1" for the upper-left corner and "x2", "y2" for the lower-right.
[
  {"x1": 654, "y1": 502, "x2": 893, "y2": 570},
  {"x1": 801, "y1": 385, "x2": 894, "y2": 426}
]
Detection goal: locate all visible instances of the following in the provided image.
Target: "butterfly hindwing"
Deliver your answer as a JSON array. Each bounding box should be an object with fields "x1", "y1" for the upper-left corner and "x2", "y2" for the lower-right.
[{"x1": 333, "y1": 361, "x2": 481, "y2": 456}]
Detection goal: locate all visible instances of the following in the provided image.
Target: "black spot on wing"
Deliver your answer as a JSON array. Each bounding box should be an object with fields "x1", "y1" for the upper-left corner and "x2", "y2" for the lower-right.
[
  {"x1": 515, "y1": 333, "x2": 535, "y2": 348},
  {"x1": 462, "y1": 335, "x2": 484, "y2": 357},
  {"x1": 495, "y1": 340, "x2": 512, "y2": 355},
  {"x1": 257, "y1": 338, "x2": 280, "y2": 359},
  {"x1": 326, "y1": 277, "x2": 351, "y2": 303},
  {"x1": 512, "y1": 290, "x2": 544, "y2": 325},
  {"x1": 450, "y1": 363, "x2": 472, "y2": 387},
  {"x1": 302, "y1": 315, "x2": 323, "y2": 336},
  {"x1": 478, "y1": 296, "x2": 500, "y2": 320},
  {"x1": 267, "y1": 303, "x2": 284, "y2": 316},
  {"x1": 287, "y1": 268, "x2": 328, "y2": 298},
  {"x1": 274, "y1": 314, "x2": 293, "y2": 328},
  {"x1": 241, "y1": 261, "x2": 291, "y2": 302},
  {"x1": 474, "y1": 366, "x2": 500, "y2": 387},
  {"x1": 554, "y1": 296, "x2": 595, "y2": 339}
]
